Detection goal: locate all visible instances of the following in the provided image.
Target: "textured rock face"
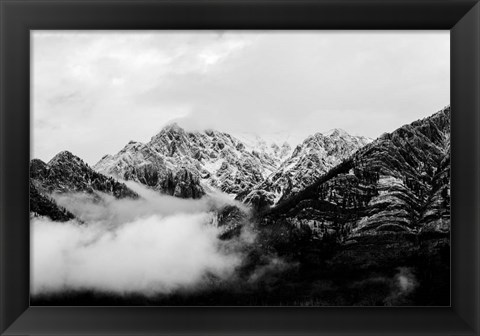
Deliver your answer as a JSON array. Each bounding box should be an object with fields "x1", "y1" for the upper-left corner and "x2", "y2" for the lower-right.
[
  {"x1": 98, "y1": 141, "x2": 167, "y2": 189},
  {"x1": 94, "y1": 123, "x2": 289, "y2": 198},
  {"x1": 95, "y1": 123, "x2": 369, "y2": 202},
  {"x1": 263, "y1": 106, "x2": 451, "y2": 240},
  {"x1": 30, "y1": 151, "x2": 138, "y2": 220},
  {"x1": 161, "y1": 168, "x2": 204, "y2": 199},
  {"x1": 247, "y1": 107, "x2": 451, "y2": 306},
  {"x1": 238, "y1": 129, "x2": 370, "y2": 207},
  {"x1": 31, "y1": 151, "x2": 138, "y2": 199}
]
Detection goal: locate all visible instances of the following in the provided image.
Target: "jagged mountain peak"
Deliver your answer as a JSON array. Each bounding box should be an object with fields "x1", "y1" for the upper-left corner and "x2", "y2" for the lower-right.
[
  {"x1": 238, "y1": 129, "x2": 370, "y2": 207},
  {"x1": 48, "y1": 150, "x2": 88, "y2": 167},
  {"x1": 30, "y1": 149, "x2": 139, "y2": 221},
  {"x1": 32, "y1": 149, "x2": 138, "y2": 199},
  {"x1": 316, "y1": 128, "x2": 373, "y2": 147},
  {"x1": 323, "y1": 128, "x2": 350, "y2": 138},
  {"x1": 303, "y1": 128, "x2": 365, "y2": 144},
  {"x1": 293, "y1": 128, "x2": 369, "y2": 157},
  {"x1": 148, "y1": 122, "x2": 189, "y2": 145},
  {"x1": 49, "y1": 150, "x2": 74, "y2": 161},
  {"x1": 161, "y1": 121, "x2": 184, "y2": 133},
  {"x1": 121, "y1": 140, "x2": 147, "y2": 153},
  {"x1": 95, "y1": 124, "x2": 305, "y2": 198},
  {"x1": 95, "y1": 121, "x2": 371, "y2": 204}
]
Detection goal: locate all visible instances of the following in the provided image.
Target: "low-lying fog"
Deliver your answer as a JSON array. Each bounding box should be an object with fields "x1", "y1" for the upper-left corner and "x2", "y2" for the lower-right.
[{"x1": 31, "y1": 182, "x2": 252, "y2": 296}]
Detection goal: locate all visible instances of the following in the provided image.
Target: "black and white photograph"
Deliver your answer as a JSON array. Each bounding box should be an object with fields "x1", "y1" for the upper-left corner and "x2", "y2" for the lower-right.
[{"x1": 30, "y1": 31, "x2": 450, "y2": 306}]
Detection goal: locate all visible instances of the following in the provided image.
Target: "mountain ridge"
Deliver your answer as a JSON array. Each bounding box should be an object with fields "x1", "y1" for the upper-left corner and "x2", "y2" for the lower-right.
[
  {"x1": 30, "y1": 150, "x2": 139, "y2": 221},
  {"x1": 94, "y1": 124, "x2": 369, "y2": 203},
  {"x1": 262, "y1": 106, "x2": 451, "y2": 239}
]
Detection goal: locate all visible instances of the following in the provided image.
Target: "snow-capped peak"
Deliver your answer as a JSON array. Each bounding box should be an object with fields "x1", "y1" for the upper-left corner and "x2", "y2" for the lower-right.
[
  {"x1": 239, "y1": 128, "x2": 371, "y2": 207},
  {"x1": 323, "y1": 128, "x2": 350, "y2": 138},
  {"x1": 94, "y1": 123, "x2": 370, "y2": 204}
]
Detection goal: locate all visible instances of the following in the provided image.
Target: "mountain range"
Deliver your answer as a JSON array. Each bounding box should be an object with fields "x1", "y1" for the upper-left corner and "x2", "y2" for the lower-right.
[
  {"x1": 30, "y1": 107, "x2": 450, "y2": 237},
  {"x1": 31, "y1": 121, "x2": 369, "y2": 220},
  {"x1": 30, "y1": 106, "x2": 451, "y2": 305},
  {"x1": 94, "y1": 124, "x2": 369, "y2": 203}
]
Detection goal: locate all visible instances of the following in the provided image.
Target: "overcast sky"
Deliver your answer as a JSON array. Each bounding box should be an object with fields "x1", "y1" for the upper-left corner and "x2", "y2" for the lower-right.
[{"x1": 32, "y1": 31, "x2": 449, "y2": 165}]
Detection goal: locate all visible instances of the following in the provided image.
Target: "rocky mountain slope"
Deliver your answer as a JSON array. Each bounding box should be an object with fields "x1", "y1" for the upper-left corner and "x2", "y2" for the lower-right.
[
  {"x1": 94, "y1": 124, "x2": 369, "y2": 203},
  {"x1": 252, "y1": 107, "x2": 451, "y2": 305},
  {"x1": 263, "y1": 106, "x2": 450, "y2": 238},
  {"x1": 30, "y1": 180, "x2": 75, "y2": 222},
  {"x1": 30, "y1": 151, "x2": 138, "y2": 220},
  {"x1": 94, "y1": 124, "x2": 281, "y2": 197},
  {"x1": 238, "y1": 129, "x2": 370, "y2": 207},
  {"x1": 31, "y1": 151, "x2": 138, "y2": 198}
]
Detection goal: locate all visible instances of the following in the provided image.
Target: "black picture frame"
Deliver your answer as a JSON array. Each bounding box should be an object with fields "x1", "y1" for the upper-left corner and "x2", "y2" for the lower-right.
[{"x1": 1, "y1": 0, "x2": 479, "y2": 335}]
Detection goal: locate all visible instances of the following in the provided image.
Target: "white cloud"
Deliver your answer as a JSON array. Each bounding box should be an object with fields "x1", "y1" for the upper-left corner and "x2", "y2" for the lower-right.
[
  {"x1": 31, "y1": 213, "x2": 240, "y2": 295},
  {"x1": 31, "y1": 182, "x2": 248, "y2": 295},
  {"x1": 32, "y1": 31, "x2": 449, "y2": 165}
]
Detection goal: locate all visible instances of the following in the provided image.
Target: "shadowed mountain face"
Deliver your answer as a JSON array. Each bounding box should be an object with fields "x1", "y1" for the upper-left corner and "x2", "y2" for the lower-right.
[
  {"x1": 29, "y1": 180, "x2": 75, "y2": 222},
  {"x1": 251, "y1": 107, "x2": 450, "y2": 306},
  {"x1": 31, "y1": 151, "x2": 138, "y2": 199},
  {"x1": 264, "y1": 106, "x2": 450, "y2": 238},
  {"x1": 30, "y1": 151, "x2": 138, "y2": 220}
]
